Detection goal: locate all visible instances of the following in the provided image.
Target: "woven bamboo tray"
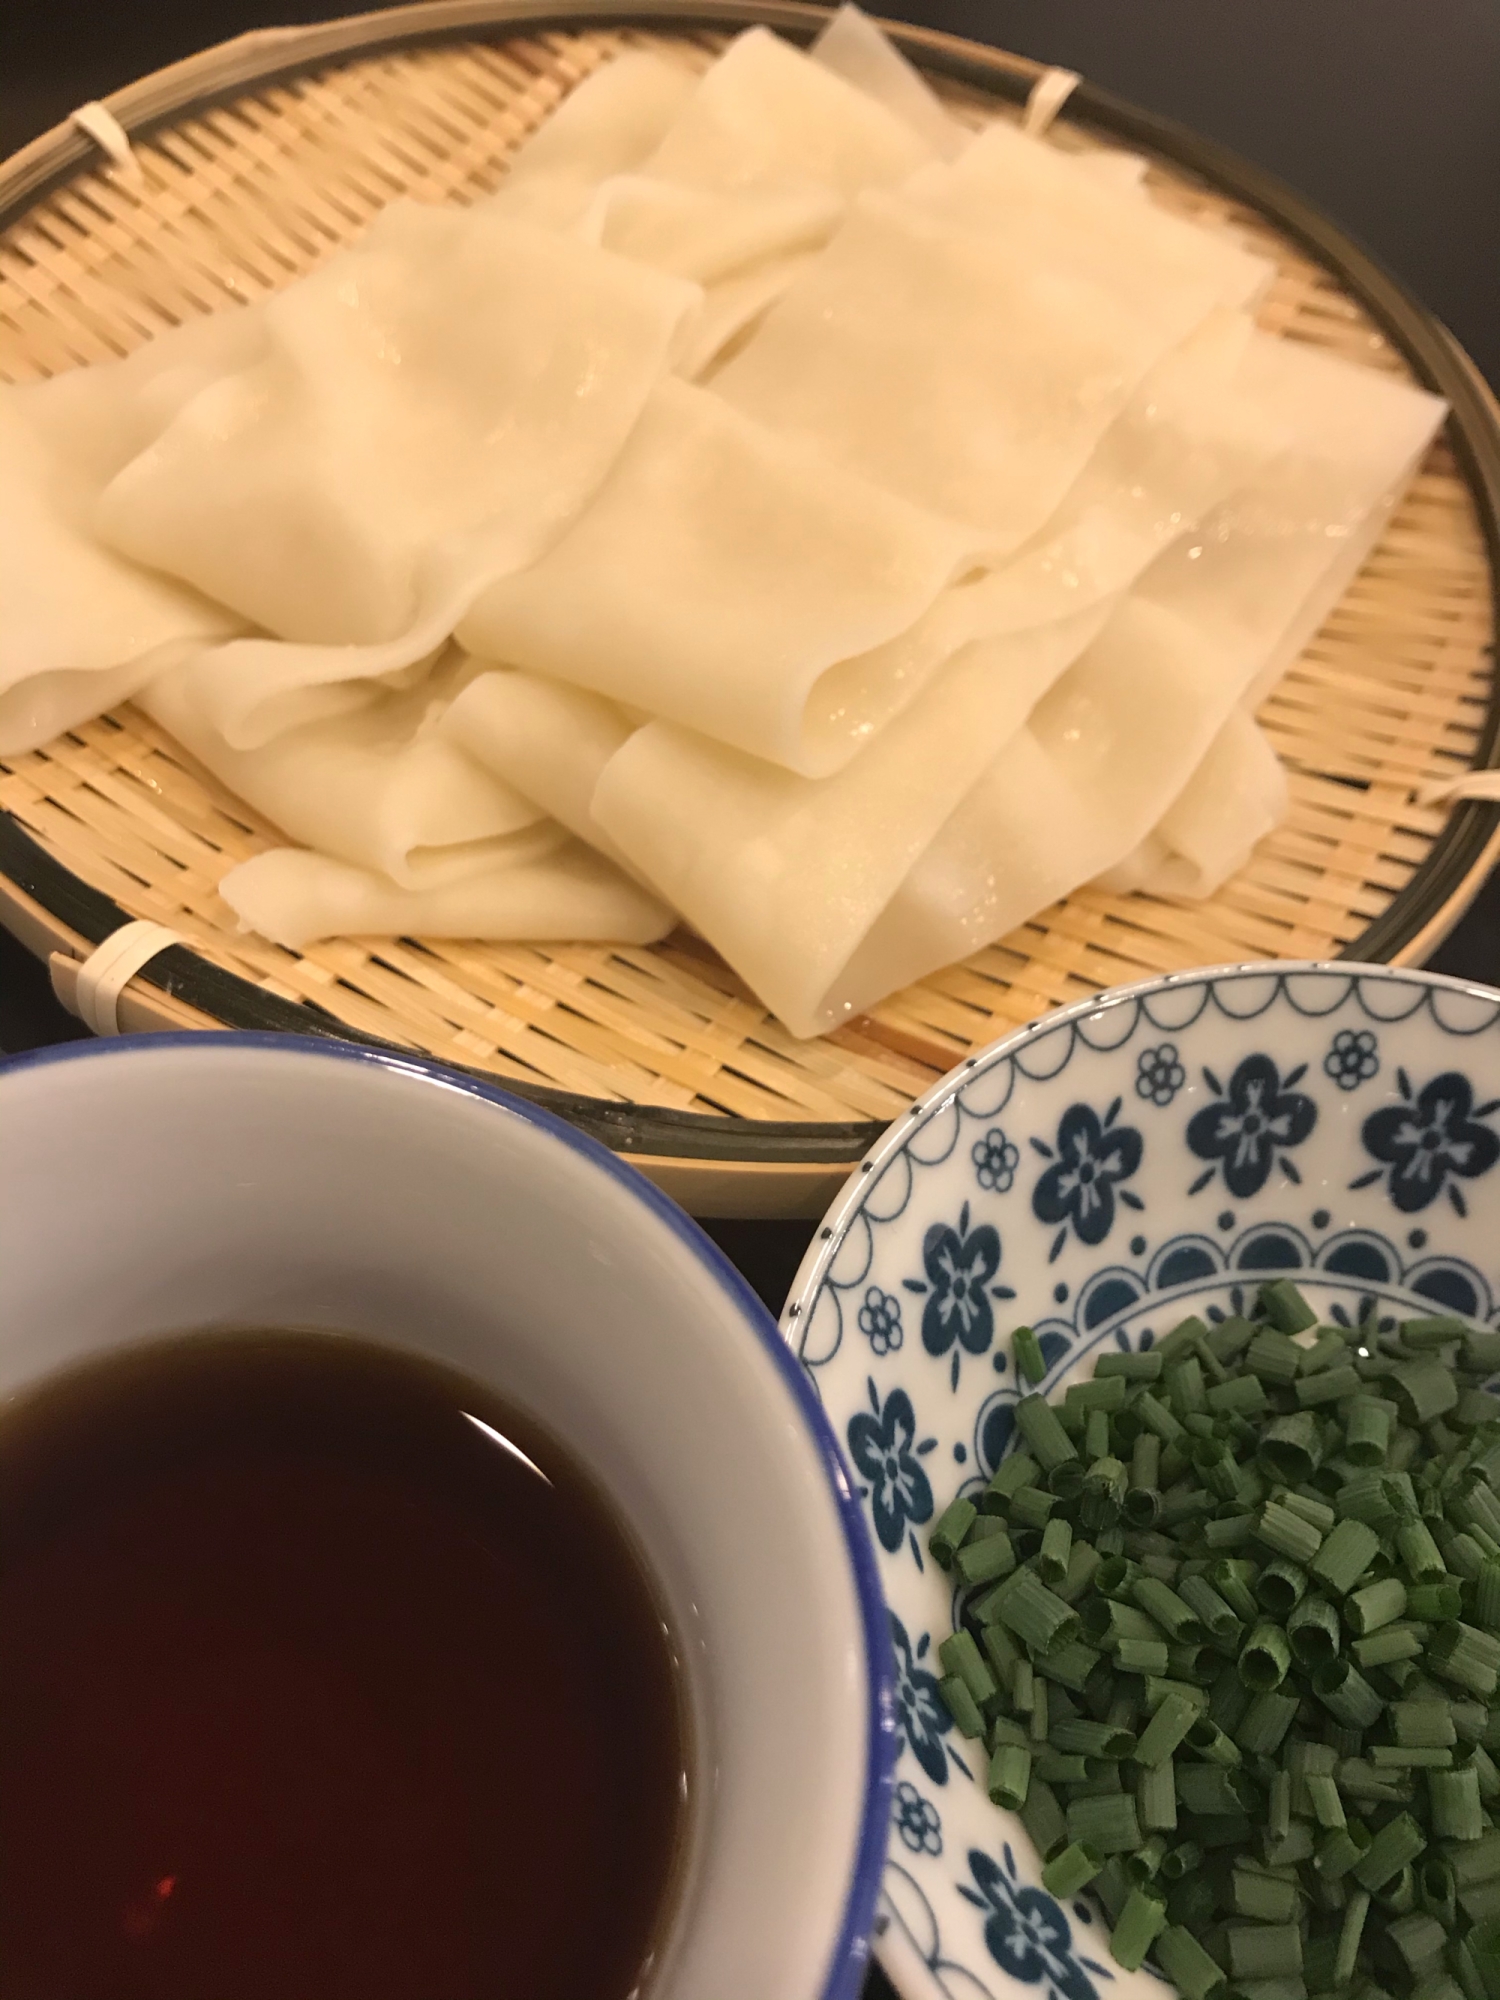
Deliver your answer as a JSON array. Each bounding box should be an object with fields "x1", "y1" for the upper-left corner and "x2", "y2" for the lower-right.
[{"x1": 2, "y1": 0, "x2": 1498, "y2": 1217}]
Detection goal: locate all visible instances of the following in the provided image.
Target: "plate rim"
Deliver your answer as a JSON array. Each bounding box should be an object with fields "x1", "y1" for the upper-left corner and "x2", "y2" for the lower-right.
[{"x1": 2, "y1": 0, "x2": 1497, "y2": 1166}]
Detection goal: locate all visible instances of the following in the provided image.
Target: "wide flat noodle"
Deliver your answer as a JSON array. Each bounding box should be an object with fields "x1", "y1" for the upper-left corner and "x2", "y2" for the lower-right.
[
  {"x1": 642, "y1": 26, "x2": 933, "y2": 198},
  {"x1": 714, "y1": 192, "x2": 1231, "y2": 551},
  {"x1": 458, "y1": 378, "x2": 990, "y2": 775},
  {"x1": 440, "y1": 671, "x2": 638, "y2": 873},
  {"x1": 809, "y1": 5, "x2": 965, "y2": 159},
  {"x1": 1098, "y1": 711, "x2": 1288, "y2": 899},
  {"x1": 0, "y1": 311, "x2": 265, "y2": 753},
  {"x1": 901, "y1": 115, "x2": 1274, "y2": 311},
  {"x1": 494, "y1": 49, "x2": 697, "y2": 212},
  {"x1": 589, "y1": 610, "x2": 1107, "y2": 1037},
  {"x1": 141, "y1": 655, "x2": 544, "y2": 887},
  {"x1": 219, "y1": 838, "x2": 674, "y2": 950},
  {"x1": 101, "y1": 203, "x2": 698, "y2": 646},
  {"x1": 832, "y1": 307, "x2": 1276, "y2": 682},
  {"x1": 833, "y1": 344, "x2": 1447, "y2": 1026}
]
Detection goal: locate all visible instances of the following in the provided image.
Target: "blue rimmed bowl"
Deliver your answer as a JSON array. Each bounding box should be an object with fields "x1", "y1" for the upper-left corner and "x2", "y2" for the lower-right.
[
  {"x1": 0, "y1": 1031, "x2": 895, "y2": 2000},
  {"x1": 781, "y1": 961, "x2": 1500, "y2": 2000}
]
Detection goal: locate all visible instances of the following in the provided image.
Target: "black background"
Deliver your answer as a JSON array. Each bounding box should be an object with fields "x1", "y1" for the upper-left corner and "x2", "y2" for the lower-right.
[{"x1": 3, "y1": 8, "x2": 1498, "y2": 1991}]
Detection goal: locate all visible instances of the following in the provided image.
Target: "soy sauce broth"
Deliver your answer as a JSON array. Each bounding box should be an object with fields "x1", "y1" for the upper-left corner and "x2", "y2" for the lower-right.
[{"x1": 0, "y1": 1331, "x2": 689, "y2": 2000}]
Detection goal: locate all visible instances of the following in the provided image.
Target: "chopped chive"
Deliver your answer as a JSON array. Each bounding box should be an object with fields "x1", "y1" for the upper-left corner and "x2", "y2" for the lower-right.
[
  {"x1": 1038, "y1": 1516, "x2": 1074, "y2": 1587},
  {"x1": 1287, "y1": 1594, "x2": 1342, "y2": 1668},
  {"x1": 1334, "y1": 1886, "x2": 1370, "y2": 1983},
  {"x1": 1236, "y1": 1691, "x2": 1300, "y2": 1756},
  {"x1": 1239, "y1": 1622, "x2": 1293, "y2": 1692},
  {"x1": 1096, "y1": 1350, "x2": 1164, "y2": 1380},
  {"x1": 1138, "y1": 1757, "x2": 1178, "y2": 1832},
  {"x1": 1257, "y1": 1502, "x2": 1325, "y2": 1567},
  {"x1": 1260, "y1": 1281, "x2": 1318, "y2": 1334},
  {"x1": 1353, "y1": 1812, "x2": 1428, "y2": 1889},
  {"x1": 1256, "y1": 1559, "x2": 1310, "y2": 1619},
  {"x1": 1345, "y1": 1396, "x2": 1393, "y2": 1467},
  {"x1": 1021, "y1": 1776, "x2": 1069, "y2": 1861},
  {"x1": 956, "y1": 1526, "x2": 1019, "y2": 1586},
  {"x1": 1111, "y1": 1887, "x2": 1168, "y2": 1970},
  {"x1": 1312, "y1": 1656, "x2": 1385, "y2": 1729},
  {"x1": 1210, "y1": 1375, "x2": 1271, "y2": 1418},
  {"x1": 1296, "y1": 1365, "x2": 1363, "y2": 1408},
  {"x1": 1116, "y1": 1636, "x2": 1171, "y2": 1675},
  {"x1": 1131, "y1": 1576, "x2": 1206, "y2": 1643},
  {"x1": 1394, "y1": 1702, "x2": 1460, "y2": 1749},
  {"x1": 1156, "y1": 1925, "x2": 1229, "y2": 2000},
  {"x1": 1042, "y1": 1840, "x2": 1103, "y2": 1896},
  {"x1": 929, "y1": 1496, "x2": 977, "y2": 1568},
  {"x1": 1232, "y1": 1865, "x2": 1299, "y2": 1922},
  {"x1": 1308, "y1": 1772, "x2": 1346, "y2": 1828},
  {"x1": 1311, "y1": 1518, "x2": 1382, "y2": 1597},
  {"x1": 938, "y1": 1674, "x2": 985, "y2": 1737},
  {"x1": 1014, "y1": 1325, "x2": 1047, "y2": 1386},
  {"x1": 988, "y1": 1741, "x2": 1033, "y2": 1810},
  {"x1": 1066, "y1": 1792, "x2": 1142, "y2": 1856},
  {"x1": 1137, "y1": 1691, "x2": 1201, "y2": 1767},
  {"x1": 926, "y1": 1306, "x2": 1500, "y2": 1976},
  {"x1": 1398, "y1": 1520, "x2": 1449, "y2": 1584},
  {"x1": 1475, "y1": 1561, "x2": 1500, "y2": 1633},
  {"x1": 1345, "y1": 1576, "x2": 1408, "y2": 1636},
  {"x1": 1432, "y1": 1766, "x2": 1485, "y2": 1841},
  {"x1": 1227, "y1": 1921, "x2": 1303, "y2": 1980},
  {"x1": 1015, "y1": 1394, "x2": 1080, "y2": 1472},
  {"x1": 996, "y1": 1572, "x2": 1081, "y2": 1657},
  {"x1": 939, "y1": 1629, "x2": 996, "y2": 1706}
]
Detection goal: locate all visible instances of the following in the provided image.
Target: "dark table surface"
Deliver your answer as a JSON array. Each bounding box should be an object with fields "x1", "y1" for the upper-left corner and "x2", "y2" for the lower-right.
[{"x1": 4, "y1": 5, "x2": 1498, "y2": 1991}]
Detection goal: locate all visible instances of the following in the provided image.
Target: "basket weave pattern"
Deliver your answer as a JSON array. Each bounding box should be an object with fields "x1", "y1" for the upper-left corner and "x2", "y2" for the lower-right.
[{"x1": 0, "y1": 27, "x2": 1492, "y2": 1120}]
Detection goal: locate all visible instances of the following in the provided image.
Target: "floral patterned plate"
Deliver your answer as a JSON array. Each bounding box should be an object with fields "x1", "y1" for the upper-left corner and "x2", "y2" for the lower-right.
[{"x1": 780, "y1": 961, "x2": 1500, "y2": 2000}]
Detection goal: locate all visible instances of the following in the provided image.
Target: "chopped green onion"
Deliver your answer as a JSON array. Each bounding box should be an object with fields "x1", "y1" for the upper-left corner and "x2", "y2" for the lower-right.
[
  {"x1": 1042, "y1": 1840, "x2": 1103, "y2": 1897},
  {"x1": 988, "y1": 1741, "x2": 1033, "y2": 1809},
  {"x1": 1015, "y1": 1393, "x2": 1079, "y2": 1472},
  {"x1": 1014, "y1": 1324, "x2": 1047, "y2": 1386},
  {"x1": 929, "y1": 1496, "x2": 977, "y2": 1568},
  {"x1": 1287, "y1": 1593, "x2": 1342, "y2": 1668},
  {"x1": 1239, "y1": 1622, "x2": 1292, "y2": 1692},
  {"x1": 1111, "y1": 1887, "x2": 1168, "y2": 1970},
  {"x1": 1260, "y1": 1281, "x2": 1318, "y2": 1334},
  {"x1": 1066, "y1": 1792, "x2": 1142, "y2": 1856}
]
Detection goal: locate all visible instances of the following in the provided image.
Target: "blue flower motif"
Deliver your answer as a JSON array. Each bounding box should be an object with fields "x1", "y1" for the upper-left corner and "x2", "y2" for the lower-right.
[
  {"x1": 890, "y1": 1612, "x2": 953, "y2": 1787},
  {"x1": 1136, "y1": 1042, "x2": 1186, "y2": 1107},
  {"x1": 961, "y1": 1846, "x2": 1100, "y2": 2000},
  {"x1": 847, "y1": 1379, "x2": 935, "y2": 1554},
  {"x1": 1186, "y1": 1054, "x2": 1317, "y2": 1199},
  {"x1": 1326, "y1": 1028, "x2": 1379, "y2": 1092},
  {"x1": 1355, "y1": 1069, "x2": 1500, "y2": 1217},
  {"x1": 905, "y1": 1200, "x2": 1008, "y2": 1364},
  {"x1": 973, "y1": 1127, "x2": 1020, "y2": 1193},
  {"x1": 857, "y1": 1285, "x2": 903, "y2": 1357},
  {"x1": 894, "y1": 1780, "x2": 942, "y2": 1856},
  {"x1": 1032, "y1": 1100, "x2": 1144, "y2": 1255}
]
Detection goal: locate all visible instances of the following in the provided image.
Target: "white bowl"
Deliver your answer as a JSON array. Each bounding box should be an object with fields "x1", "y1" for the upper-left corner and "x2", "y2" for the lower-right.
[
  {"x1": 0, "y1": 1031, "x2": 895, "y2": 2000},
  {"x1": 782, "y1": 960, "x2": 1500, "y2": 2000}
]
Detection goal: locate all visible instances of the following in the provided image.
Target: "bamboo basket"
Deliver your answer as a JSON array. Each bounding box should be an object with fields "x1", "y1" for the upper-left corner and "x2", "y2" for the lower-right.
[{"x1": 2, "y1": 0, "x2": 1497, "y2": 1216}]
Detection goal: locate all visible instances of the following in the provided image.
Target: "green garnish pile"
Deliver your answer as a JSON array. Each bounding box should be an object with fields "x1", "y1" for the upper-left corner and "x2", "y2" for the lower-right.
[{"x1": 927, "y1": 1280, "x2": 1500, "y2": 2000}]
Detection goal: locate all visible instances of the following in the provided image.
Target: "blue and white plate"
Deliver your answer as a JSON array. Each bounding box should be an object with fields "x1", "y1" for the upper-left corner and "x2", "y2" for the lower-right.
[{"x1": 782, "y1": 961, "x2": 1500, "y2": 2000}]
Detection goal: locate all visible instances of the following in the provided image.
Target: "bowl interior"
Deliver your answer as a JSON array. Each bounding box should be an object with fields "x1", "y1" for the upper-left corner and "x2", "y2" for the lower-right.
[
  {"x1": 0, "y1": 1033, "x2": 889, "y2": 2000},
  {"x1": 784, "y1": 963, "x2": 1500, "y2": 2000}
]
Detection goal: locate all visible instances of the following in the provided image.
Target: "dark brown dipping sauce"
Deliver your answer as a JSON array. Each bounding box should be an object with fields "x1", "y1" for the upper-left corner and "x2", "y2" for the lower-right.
[{"x1": 0, "y1": 1331, "x2": 688, "y2": 2000}]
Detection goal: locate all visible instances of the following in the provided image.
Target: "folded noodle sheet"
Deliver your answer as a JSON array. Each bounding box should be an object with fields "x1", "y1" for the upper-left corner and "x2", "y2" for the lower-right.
[
  {"x1": 140, "y1": 656, "x2": 546, "y2": 886},
  {"x1": 218, "y1": 840, "x2": 673, "y2": 951},
  {"x1": 0, "y1": 308, "x2": 271, "y2": 753},
  {"x1": 457, "y1": 378, "x2": 994, "y2": 775},
  {"x1": 95, "y1": 203, "x2": 699, "y2": 743},
  {"x1": 826, "y1": 335, "x2": 1446, "y2": 1030}
]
